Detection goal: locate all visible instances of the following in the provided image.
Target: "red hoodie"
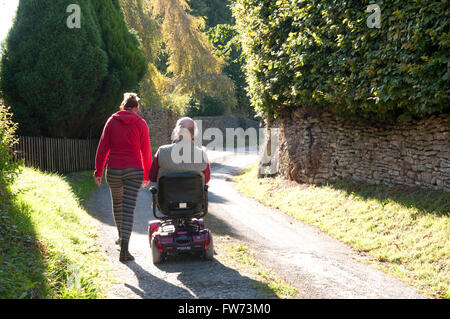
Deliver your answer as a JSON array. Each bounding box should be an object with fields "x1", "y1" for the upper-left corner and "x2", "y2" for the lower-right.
[{"x1": 94, "y1": 110, "x2": 152, "y2": 179}]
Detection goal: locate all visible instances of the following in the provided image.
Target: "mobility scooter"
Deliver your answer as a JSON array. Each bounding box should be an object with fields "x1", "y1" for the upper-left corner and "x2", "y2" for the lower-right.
[{"x1": 148, "y1": 172, "x2": 213, "y2": 264}]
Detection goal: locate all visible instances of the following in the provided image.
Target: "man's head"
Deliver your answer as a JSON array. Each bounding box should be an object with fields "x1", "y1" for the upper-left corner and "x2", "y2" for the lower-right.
[{"x1": 171, "y1": 117, "x2": 198, "y2": 142}]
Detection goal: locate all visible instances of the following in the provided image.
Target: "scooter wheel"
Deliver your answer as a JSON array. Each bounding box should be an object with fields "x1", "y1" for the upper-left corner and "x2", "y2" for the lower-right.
[
  {"x1": 151, "y1": 238, "x2": 164, "y2": 264},
  {"x1": 203, "y1": 234, "x2": 214, "y2": 261}
]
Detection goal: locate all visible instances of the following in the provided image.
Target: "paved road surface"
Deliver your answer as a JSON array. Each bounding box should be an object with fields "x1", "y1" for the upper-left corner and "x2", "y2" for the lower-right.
[{"x1": 86, "y1": 149, "x2": 426, "y2": 299}]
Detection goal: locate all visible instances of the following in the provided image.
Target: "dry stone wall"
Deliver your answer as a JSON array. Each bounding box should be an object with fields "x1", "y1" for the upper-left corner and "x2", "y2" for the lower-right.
[
  {"x1": 139, "y1": 108, "x2": 260, "y2": 150},
  {"x1": 138, "y1": 106, "x2": 179, "y2": 149},
  {"x1": 274, "y1": 108, "x2": 450, "y2": 191},
  {"x1": 193, "y1": 115, "x2": 260, "y2": 145}
]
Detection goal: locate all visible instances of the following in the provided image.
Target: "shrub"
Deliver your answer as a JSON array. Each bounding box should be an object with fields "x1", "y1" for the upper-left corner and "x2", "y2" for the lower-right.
[
  {"x1": 233, "y1": 0, "x2": 450, "y2": 121},
  {"x1": 0, "y1": 101, "x2": 20, "y2": 187},
  {"x1": 185, "y1": 93, "x2": 229, "y2": 116},
  {"x1": 90, "y1": 0, "x2": 147, "y2": 132}
]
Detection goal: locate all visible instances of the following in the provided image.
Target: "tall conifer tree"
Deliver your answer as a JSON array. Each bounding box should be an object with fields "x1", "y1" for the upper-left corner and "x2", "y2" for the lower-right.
[
  {"x1": 1, "y1": 0, "x2": 146, "y2": 137},
  {"x1": 1, "y1": 0, "x2": 108, "y2": 137},
  {"x1": 91, "y1": 0, "x2": 147, "y2": 131}
]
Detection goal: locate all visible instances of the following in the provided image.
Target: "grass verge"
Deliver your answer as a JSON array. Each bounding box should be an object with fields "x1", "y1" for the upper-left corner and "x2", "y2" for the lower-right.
[
  {"x1": 234, "y1": 163, "x2": 449, "y2": 299},
  {"x1": 0, "y1": 167, "x2": 109, "y2": 298}
]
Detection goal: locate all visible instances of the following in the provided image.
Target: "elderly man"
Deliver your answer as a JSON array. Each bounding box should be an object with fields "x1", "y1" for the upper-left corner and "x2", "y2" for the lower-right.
[{"x1": 149, "y1": 117, "x2": 210, "y2": 184}]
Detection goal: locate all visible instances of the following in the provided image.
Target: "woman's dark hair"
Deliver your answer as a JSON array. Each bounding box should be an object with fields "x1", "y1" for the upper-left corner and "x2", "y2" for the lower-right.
[{"x1": 120, "y1": 93, "x2": 140, "y2": 110}]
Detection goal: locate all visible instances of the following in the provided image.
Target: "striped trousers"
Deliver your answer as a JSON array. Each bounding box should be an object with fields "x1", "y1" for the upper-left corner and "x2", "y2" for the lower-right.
[{"x1": 106, "y1": 168, "x2": 144, "y2": 243}]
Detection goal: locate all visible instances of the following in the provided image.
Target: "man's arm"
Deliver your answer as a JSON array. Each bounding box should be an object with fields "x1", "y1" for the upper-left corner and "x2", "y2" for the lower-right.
[
  {"x1": 140, "y1": 120, "x2": 152, "y2": 181},
  {"x1": 203, "y1": 150, "x2": 210, "y2": 184},
  {"x1": 149, "y1": 149, "x2": 160, "y2": 183},
  {"x1": 203, "y1": 162, "x2": 211, "y2": 184}
]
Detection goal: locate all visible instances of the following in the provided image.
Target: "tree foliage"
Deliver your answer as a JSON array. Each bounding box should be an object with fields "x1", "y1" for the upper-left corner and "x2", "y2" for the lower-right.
[
  {"x1": 186, "y1": 0, "x2": 255, "y2": 117},
  {"x1": 121, "y1": 0, "x2": 164, "y2": 107},
  {"x1": 208, "y1": 23, "x2": 254, "y2": 117},
  {"x1": 1, "y1": 0, "x2": 106, "y2": 137},
  {"x1": 188, "y1": 0, "x2": 233, "y2": 28},
  {"x1": 121, "y1": 0, "x2": 236, "y2": 114},
  {"x1": 91, "y1": 0, "x2": 147, "y2": 131},
  {"x1": 151, "y1": 0, "x2": 233, "y2": 96},
  {"x1": 233, "y1": 0, "x2": 450, "y2": 121},
  {"x1": 1, "y1": 0, "x2": 146, "y2": 138},
  {"x1": 185, "y1": 92, "x2": 229, "y2": 116}
]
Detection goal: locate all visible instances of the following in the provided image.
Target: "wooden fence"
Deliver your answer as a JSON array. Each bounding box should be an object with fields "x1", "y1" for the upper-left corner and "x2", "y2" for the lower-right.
[{"x1": 13, "y1": 136, "x2": 99, "y2": 173}]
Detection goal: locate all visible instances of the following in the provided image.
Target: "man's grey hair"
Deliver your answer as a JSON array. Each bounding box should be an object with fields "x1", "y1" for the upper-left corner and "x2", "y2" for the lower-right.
[{"x1": 171, "y1": 117, "x2": 199, "y2": 142}]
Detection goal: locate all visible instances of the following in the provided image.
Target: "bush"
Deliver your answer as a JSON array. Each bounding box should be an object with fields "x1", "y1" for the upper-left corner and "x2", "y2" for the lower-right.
[
  {"x1": 0, "y1": 101, "x2": 20, "y2": 187},
  {"x1": 1, "y1": 0, "x2": 146, "y2": 138},
  {"x1": 233, "y1": 0, "x2": 450, "y2": 121},
  {"x1": 90, "y1": 0, "x2": 147, "y2": 132},
  {"x1": 185, "y1": 93, "x2": 229, "y2": 116}
]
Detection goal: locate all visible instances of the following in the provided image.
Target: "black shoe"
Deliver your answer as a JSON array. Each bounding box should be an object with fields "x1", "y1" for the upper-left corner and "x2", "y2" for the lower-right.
[
  {"x1": 119, "y1": 250, "x2": 135, "y2": 262},
  {"x1": 119, "y1": 240, "x2": 134, "y2": 262}
]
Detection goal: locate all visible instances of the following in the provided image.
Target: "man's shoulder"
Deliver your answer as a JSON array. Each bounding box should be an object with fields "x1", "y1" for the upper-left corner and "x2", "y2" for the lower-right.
[
  {"x1": 158, "y1": 142, "x2": 207, "y2": 154},
  {"x1": 158, "y1": 142, "x2": 204, "y2": 150},
  {"x1": 157, "y1": 143, "x2": 175, "y2": 156},
  {"x1": 159, "y1": 143, "x2": 175, "y2": 151}
]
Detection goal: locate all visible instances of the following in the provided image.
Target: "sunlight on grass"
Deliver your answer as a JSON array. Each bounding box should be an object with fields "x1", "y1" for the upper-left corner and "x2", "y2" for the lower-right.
[
  {"x1": 234, "y1": 163, "x2": 450, "y2": 299},
  {"x1": 4, "y1": 167, "x2": 110, "y2": 298}
]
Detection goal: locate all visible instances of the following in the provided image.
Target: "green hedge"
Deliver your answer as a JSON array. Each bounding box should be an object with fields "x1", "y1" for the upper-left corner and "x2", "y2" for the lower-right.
[{"x1": 233, "y1": 0, "x2": 450, "y2": 121}]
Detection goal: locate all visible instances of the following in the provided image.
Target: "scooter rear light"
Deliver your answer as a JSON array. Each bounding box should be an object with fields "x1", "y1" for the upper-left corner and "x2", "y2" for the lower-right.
[
  {"x1": 205, "y1": 236, "x2": 211, "y2": 250},
  {"x1": 149, "y1": 222, "x2": 160, "y2": 237}
]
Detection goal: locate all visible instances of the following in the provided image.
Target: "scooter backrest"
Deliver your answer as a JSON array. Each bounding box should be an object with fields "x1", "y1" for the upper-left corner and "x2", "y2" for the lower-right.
[{"x1": 157, "y1": 172, "x2": 204, "y2": 216}]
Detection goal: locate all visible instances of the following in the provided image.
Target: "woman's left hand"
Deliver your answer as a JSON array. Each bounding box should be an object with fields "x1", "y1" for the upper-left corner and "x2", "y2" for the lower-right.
[{"x1": 94, "y1": 176, "x2": 102, "y2": 187}]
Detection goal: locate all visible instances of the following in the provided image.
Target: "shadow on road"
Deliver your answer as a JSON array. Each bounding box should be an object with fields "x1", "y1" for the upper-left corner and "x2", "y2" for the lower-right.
[
  {"x1": 84, "y1": 183, "x2": 118, "y2": 229},
  {"x1": 122, "y1": 260, "x2": 194, "y2": 298},
  {"x1": 153, "y1": 256, "x2": 278, "y2": 299},
  {"x1": 204, "y1": 212, "x2": 243, "y2": 240},
  {"x1": 208, "y1": 189, "x2": 230, "y2": 204},
  {"x1": 211, "y1": 162, "x2": 247, "y2": 178}
]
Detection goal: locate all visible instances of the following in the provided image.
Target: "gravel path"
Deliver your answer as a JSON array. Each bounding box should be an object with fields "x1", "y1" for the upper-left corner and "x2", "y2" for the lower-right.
[{"x1": 86, "y1": 149, "x2": 427, "y2": 299}]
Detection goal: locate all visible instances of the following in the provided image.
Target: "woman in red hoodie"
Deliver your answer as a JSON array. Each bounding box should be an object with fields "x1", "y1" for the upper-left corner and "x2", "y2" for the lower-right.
[{"x1": 94, "y1": 93, "x2": 152, "y2": 262}]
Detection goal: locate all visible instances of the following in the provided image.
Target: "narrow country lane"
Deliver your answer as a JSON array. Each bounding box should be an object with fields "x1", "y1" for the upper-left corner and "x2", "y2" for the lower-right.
[{"x1": 86, "y1": 149, "x2": 426, "y2": 299}]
